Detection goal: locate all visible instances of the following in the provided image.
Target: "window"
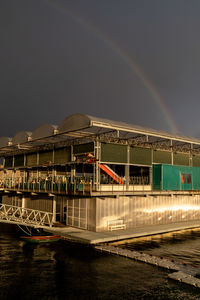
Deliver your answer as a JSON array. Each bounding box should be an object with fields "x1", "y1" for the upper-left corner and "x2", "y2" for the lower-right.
[{"x1": 181, "y1": 173, "x2": 191, "y2": 184}]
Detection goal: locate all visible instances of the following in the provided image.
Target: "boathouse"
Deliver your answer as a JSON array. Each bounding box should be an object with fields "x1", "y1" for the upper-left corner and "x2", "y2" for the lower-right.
[{"x1": 1, "y1": 113, "x2": 200, "y2": 232}]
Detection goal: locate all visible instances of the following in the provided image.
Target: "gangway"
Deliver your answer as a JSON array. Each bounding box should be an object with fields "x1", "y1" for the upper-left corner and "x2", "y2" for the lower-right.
[
  {"x1": 0, "y1": 204, "x2": 53, "y2": 228},
  {"x1": 99, "y1": 164, "x2": 124, "y2": 184}
]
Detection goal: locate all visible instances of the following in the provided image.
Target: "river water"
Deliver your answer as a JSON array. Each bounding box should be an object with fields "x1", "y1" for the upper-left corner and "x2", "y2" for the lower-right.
[{"x1": 0, "y1": 224, "x2": 200, "y2": 299}]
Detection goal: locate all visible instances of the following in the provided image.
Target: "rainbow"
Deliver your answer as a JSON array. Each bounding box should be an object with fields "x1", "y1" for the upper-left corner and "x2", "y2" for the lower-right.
[{"x1": 45, "y1": 0, "x2": 178, "y2": 134}]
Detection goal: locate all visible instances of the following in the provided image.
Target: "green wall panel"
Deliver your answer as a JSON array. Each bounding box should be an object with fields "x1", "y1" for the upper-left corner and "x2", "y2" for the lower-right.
[
  {"x1": 130, "y1": 147, "x2": 152, "y2": 165},
  {"x1": 39, "y1": 151, "x2": 53, "y2": 165},
  {"x1": 101, "y1": 143, "x2": 127, "y2": 163},
  {"x1": 153, "y1": 164, "x2": 200, "y2": 191},
  {"x1": 193, "y1": 155, "x2": 200, "y2": 167},
  {"x1": 73, "y1": 143, "x2": 94, "y2": 155},
  {"x1": 153, "y1": 150, "x2": 171, "y2": 164},
  {"x1": 26, "y1": 153, "x2": 37, "y2": 166},
  {"x1": 5, "y1": 156, "x2": 13, "y2": 168},
  {"x1": 54, "y1": 147, "x2": 71, "y2": 164},
  {"x1": 173, "y1": 153, "x2": 189, "y2": 166},
  {"x1": 152, "y1": 164, "x2": 161, "y2": 190},
  {"x1": 14, "y1": 155, "x2": 24, "y2": 167}
]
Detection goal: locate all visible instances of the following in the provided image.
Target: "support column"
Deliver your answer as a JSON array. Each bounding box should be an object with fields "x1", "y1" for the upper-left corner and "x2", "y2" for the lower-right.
[
  {"x1": 190, "y1": 144, "x2": 193, "y2": 167},
  {"x1": 125, "y1": 145, "x2": 130, "y2": 190},
  {"x1": 22, "y1": 196, "x2": 26, "y2": 209},
  {"x1": 149, "y1": 167, "x2": 152, "y2": 187},
  {"x1": 22, "y1": 195, "x2": 26, "y2": 216},
  {"x1": 171, "y1": 140, "x2": 174, "y2": 165},
  {"x1": 52, "y1": 196, "x2": 56, "y2": 223},
  {"x1": 71, "y1": 145, "x2": 76, "y2": 184},
  {"x1": 95, "y1": 140, "x2": 100, "y2": 191}
]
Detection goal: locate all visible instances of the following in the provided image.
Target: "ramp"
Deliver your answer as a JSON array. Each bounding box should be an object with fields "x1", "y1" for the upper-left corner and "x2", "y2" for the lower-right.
[
  {"x1": 99, "y1": 164, "x2": 124, "y2": 184},
  {"x1": 0, "y1": 204, "x2": 53, "y2": 228}
]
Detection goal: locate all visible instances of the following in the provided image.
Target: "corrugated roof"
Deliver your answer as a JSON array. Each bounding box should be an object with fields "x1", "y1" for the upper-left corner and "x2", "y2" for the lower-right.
[
  {"x1": 58, "y1": 114, "x2": 91, "y2": 133},
  {"x1": 12, "y1": 131, "x2": 32, "y2": 144},
  {"x1": 58, "y1": 113, "x2": 200, "y2": 145},
  {"x1": 1, "y1": 113, "x2": 200, "y2": 155},
  {"x1": 0, "y1": 137, "x2": 12, "y2": 148},
  {"x1": 32, "y1": 123, "x2": 57, "y2": 140}
]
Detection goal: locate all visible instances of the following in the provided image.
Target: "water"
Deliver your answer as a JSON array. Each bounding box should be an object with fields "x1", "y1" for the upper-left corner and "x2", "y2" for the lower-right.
[
  {"x1": 119, "y1": 230, "x2": 200, "y2": 268},
  {"x1": 0, "y1": 225, "x2": 200, "y2": 299}
]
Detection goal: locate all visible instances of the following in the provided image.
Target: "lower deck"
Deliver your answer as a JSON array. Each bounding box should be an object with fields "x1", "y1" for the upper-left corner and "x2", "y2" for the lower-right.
[
  {"x1": 46, "y1": 219, "x2": 200, "y2": 244},
  {"x1": 2, "y1": 191, "x2": 200, "y2": 234}
]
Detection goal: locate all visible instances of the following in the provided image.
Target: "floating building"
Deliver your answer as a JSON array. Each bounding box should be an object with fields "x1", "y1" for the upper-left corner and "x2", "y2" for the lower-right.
[{"x1": 1, "y1": 113, "x2": 200, "y2": 232}]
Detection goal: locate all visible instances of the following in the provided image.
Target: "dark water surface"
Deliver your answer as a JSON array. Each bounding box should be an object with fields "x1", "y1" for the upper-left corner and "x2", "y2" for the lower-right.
[
  {"x1": 120, "y1": 230, "x2": 200, "y2": 268},
  {"x1": 0, "y1": 225, "x2": 200, "y2": 299}
]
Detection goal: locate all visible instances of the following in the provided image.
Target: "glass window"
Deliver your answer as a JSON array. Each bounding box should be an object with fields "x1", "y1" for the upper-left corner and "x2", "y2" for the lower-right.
[{"x1": 181, "y1": 173, "x2": 191, "y2": 184}]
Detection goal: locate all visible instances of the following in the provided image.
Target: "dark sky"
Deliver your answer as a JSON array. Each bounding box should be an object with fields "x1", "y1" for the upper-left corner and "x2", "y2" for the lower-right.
[{"x1": 1, "y1": 0, "x2": 200, "y2": 138}]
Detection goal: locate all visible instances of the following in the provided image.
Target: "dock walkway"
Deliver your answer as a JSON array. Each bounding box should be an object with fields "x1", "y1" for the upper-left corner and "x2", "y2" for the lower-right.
[
  {"x1": 45, "y1": 220, "x2": 200, "y2": 288},
  {"x1": 46, "y1": 220, "x2": 200, "y2": 244}
]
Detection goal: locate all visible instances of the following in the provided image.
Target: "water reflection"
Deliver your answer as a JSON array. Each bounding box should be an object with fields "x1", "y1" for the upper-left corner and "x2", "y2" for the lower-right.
[
  {"x1": 0, "y1": 224, "x2": 200, "y2": 299},
  {"x1": 119, "y1": 229, "x2": 200, "y2": 268}
]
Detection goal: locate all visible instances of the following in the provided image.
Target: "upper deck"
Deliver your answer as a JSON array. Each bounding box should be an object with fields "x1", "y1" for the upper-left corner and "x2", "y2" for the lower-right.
[{"x1": 0, "y1": 113, "x2": 200, "y2": 197}]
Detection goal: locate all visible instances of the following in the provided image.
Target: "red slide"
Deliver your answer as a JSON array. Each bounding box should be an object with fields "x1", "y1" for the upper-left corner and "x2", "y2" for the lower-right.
[{"x1": 99, "y1": 164, "x2": 124, "y2": 184}]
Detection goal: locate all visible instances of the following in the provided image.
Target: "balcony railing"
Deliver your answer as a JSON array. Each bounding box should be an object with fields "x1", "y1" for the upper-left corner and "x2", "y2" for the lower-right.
[
  {"x1": 0, "y1": 175, "x2": 151, "y2": 195},
  {"x1": 0, "y1": 177, "x2": 93, "y2": 195}
]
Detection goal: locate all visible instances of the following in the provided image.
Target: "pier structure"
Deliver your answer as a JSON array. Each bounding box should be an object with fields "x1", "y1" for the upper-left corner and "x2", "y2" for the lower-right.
[{"x1": 1, "y1": 114, "x2": 200, "y2": 235}]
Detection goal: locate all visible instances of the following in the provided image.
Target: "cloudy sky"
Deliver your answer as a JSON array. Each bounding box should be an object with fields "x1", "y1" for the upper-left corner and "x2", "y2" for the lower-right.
[{"x1": 1, "y1": 0, "x2": 200, "y2": 138}]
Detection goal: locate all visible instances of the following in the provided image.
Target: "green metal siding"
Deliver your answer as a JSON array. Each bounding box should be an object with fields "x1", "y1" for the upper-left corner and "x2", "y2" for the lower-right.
[
  {"x1": 153, "y1": 150, "x2": 171, "y2": 164},
  {"x1": 162, "y1": 165, "x2": 181, "y2": 190},
  {"x1": 152, "y1": 164, "x2": 162, "y2": 190},
  {"x1": 153, "y1": 164, "x2": 200, "y2": 191},
  {"x1": 173, "y1": 153, "x2": 189, "y2": 166},
  {"x1": 26, "y1": 153, "x2": 37, "y2": 167},
  {"x1": 101, "y1": 143, "x2": 127, "y2": 163},
  {"x1": 54, "y1": 147, "x2": 71, "y2": 164},
  {"x1": 193, "y1": 155, "x2": 200, "y2": 167},
  {"x1": 39, "y1": 151, "x2": 53, "y2": 165},
  {"x1": 14, "y1": 155, "x2": 24, "y2": 167},
  {"x1": 5, "y1": 156, "x2": 13, "y2": 168},
  {"x1": 73, "y1": 143, "x2": 94, "y2": 155},
  {"x1": 130, "y1": 147, "x2": 151, "y2": 165}
]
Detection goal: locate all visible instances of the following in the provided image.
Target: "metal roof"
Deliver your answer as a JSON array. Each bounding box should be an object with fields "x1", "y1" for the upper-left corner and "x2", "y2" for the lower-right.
[
  {"x1": 58, "y1": 113, "x2": 91, "y2": 133},
  {"x1": 58, "y1": 114, "x2": 200, "y2": 144},
  {"x1": 12, "y1": 131, "x2": 32, "y2": 145},
  {"x1": 0, "y1": 137, "x2": 12, "y2": 148},
  {"x1": 32, "y1": 123, "x2": 57, "y2": 140},
  {"x1": 0, "y1": 113, "x2": 200, "y2": 156}
]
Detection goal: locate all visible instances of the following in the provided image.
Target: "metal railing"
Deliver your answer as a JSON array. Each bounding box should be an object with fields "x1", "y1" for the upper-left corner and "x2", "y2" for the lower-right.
[
  {"x1": 0, "y1": 177, "x2": 93, "y2": 195},
  {"x1": 0, "y1": 204, "x2": 53, "y2": 227}
]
